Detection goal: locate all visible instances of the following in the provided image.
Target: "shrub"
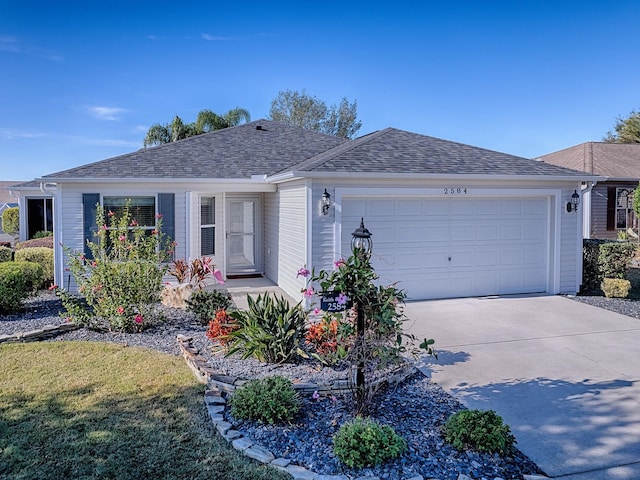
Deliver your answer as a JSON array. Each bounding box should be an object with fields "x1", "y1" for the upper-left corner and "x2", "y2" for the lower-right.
[
  {"x1": 62, "y1": 201, "x2": 171, "y2": 332},
  {"x1": 305, "y1": 313, "x2": 354, "y2": 365},
  {"x1": 598, "y1": 241, "x2": 636, "y2": 279},
  {"x1": 15, "y1": 236, "x2": 54, "y2": 249},
  {"x1": 8, "y1": 260, "x2": 44, "y2": 293},
  {"x1": 1, "y1": 206, "x2": 18, "y2": 235},
  {"x1": 226, "y1": 293, "x2": 307, "y2": 364},
  {"x1": 205, "y1": 309, "x2": 238, "y2": 346},
  {"x1": 33, "y1": 230, "x2": 53, "y2": 238},
  {"x1": 332, "y1": 417, "x2": 407, "y2": 468},
  {"x1": 14, "y1": 247, "x2": 54, "y2": 288},
  {"x1": 0, "y1": 263, "x2": 30, "y2": 313},
  {"x1": 229, "y1": 376, "x2": 299, "y2": 424},
  {"x1": 0, "y1": 245, "x2": 12, "y2": 262},
  {"x1": 601, "y1": 278, "x2": 632, "y2": 298},
  {"x1": 443, "y1": 409, "x2": 515, "y2": 455},
  {"x1": 187, "y1": 289, "x2": 233, "y2": 325}
]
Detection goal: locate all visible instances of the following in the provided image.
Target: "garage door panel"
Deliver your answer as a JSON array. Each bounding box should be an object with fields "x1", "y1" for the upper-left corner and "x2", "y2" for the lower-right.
[{"x1": 341, "y1": 196, "x2": 549, "y2": 300}]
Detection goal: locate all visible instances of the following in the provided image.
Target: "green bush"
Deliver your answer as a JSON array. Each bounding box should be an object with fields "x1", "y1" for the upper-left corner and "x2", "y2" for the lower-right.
[
  {"x1": 33, "y1": 230, "x2": 53, "y2": 238},
  {"x1": 601, "y1": 278, "x2": 632, "y2": 298},
  {"x1": 598, "y1": 242, "x2": 636, "y2": 280},
  {"x1": 186, "y1": 289, "x2": 233, "y2": 325},
  {"x1": 0, "y1": 245, "x2": 13, "y2": 262},
  {"x1": 0, "y1": 263, "x2": 30, "y2": 313},
  {"x1": 9, "y1": 261, "x2": 44, "y2": 293},
  {"x1": 62, "y1": 201, "x2": 171, "y2": 332},
  {"x1": 332, "y1": 417, "x2": 407, "y2": 468},
  {"x1": 227, "y1": 293, "x2": 307, "y2": 364},
  {"x1": 229, "y1": 376, "x2": 299, "y2": 425},
  {"x1": 443, "y1": 409, "x2": 515, "y2": 455},
  {"x1": 1, "y1": 206, "x2": 19, "y2": 235},
  {"x1": 14, "y1": 247, "x2": 54, "y2": 288},
  {"x1": 15, "y1": 236, "x2": 54, "y2": 249}
]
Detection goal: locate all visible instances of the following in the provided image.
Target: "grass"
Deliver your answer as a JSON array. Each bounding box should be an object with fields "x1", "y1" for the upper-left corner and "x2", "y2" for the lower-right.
[{"x1": 0, "y1": 341, "x2": 290, "y2": 480}]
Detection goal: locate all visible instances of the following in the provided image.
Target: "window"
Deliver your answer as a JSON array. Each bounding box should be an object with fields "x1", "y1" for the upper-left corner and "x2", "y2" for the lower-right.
[
  {"x1": 201, "y1": 197, "x2": 215, "y2": 256},
  {"x1": 27, "y1": 198, "x2": 53, "y2": 239},
  {"x1": 616, "y1": 188, "x2": 636, "y2": 230},
  {"x1": 103, "y1": 196, "x2": 156, "y2": 233}
]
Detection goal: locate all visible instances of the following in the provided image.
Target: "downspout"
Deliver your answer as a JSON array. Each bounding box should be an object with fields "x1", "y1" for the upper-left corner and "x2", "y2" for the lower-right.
[
  {"x1": 39, "y1": 182, "x2": 62, "y2": 288},
  {"x1": 578, "y1": 181, "x2": 597, "y2": 293}
]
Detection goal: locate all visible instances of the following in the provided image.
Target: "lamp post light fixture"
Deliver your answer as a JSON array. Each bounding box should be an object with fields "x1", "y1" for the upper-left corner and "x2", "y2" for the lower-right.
[
  {"x1": 567, "y1": 189, "x2": 580, "y2": 213},
  {"x1": 351, "y1": 217, "x2": 373, "y2": 255},
  {"x1": 320, "y1": 188, "x2": 331, "y2": 216}
]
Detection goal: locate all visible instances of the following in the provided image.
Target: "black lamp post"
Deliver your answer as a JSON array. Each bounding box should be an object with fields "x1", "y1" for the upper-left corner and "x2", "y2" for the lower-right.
[{"x1": 351, "y1": 218, "x2": 372, "y2": 409}]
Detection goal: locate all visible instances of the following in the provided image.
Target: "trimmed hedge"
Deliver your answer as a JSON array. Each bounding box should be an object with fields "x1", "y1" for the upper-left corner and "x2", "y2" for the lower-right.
[
  {"x1": 0, "y1": 261, "x2": 42, "y2": 313},
  {"x1": 14, "y1": 247, "x2": 54, "y2": 288},
  {"x1": 0, "y1": 245, "x2": 12, "y2": 262},
  {"x1": 15, "y1": 236, "x2": 54, "y2": 249},
  {"x1": 583, "y1": 239, "x2": 637, "y2": 294}
]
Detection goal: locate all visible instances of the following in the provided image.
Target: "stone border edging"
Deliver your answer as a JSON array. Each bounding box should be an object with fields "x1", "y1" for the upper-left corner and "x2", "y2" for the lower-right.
[
  {"x1": 0, "y1": 323, "x2": 79, "y2": 344},
  {"x1": 176, "y1": 334, "x2": 426, "y2": 480}
]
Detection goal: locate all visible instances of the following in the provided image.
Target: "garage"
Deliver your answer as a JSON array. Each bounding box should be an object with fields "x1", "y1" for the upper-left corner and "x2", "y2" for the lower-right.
[{"x1": 341, "y1": 195, "x2": 550, "y2": 300}]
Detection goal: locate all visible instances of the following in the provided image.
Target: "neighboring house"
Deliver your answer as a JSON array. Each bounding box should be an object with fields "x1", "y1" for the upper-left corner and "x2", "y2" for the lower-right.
[
  {"x1": 538, "y1": 142, "x2": 640, "y2": 240},
  {"x1": 13, "y1": 120, "x2": 598, "y2": 301}
]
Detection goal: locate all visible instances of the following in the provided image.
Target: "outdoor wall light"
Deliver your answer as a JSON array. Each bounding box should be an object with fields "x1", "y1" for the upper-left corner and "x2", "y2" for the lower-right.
[
  {"x1": 567, "y1": 190, "x2": 580, "y2": 213},
  {"x1": 351, "y1": 217, "x2": 373, "y2": 255},
  {"x1": 319, "y1": 188, "x2": 331, "y2": 216}
]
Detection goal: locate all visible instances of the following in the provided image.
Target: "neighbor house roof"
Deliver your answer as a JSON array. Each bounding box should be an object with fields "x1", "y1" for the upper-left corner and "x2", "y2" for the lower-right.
[
  {"x1": 0, "y1": 181, "x2": 23, "y2": 203},
  {"x1": 537, "y1": 142, "x2": 640, "y2": 180},
  {"x1": 279, "y1": 128, "x2": 589, "y2": 178},
  {"x1": 39, "y1": 120, "x2": 347, "y2": 181}
]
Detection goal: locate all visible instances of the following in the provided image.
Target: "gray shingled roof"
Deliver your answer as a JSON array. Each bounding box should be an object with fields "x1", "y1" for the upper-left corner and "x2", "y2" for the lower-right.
[
  {"x1": 283, "y1": 128, "x2": 589, "y2": 177},
  {"x1": 538, "y1": 142, "x2": 640, "y2": 178},
  {"x1": 41, "y1": 120, "x2": 347, "y2": 180},
  {"x1": 38, "y1": 120, "x2": 589, "y2": 182}
]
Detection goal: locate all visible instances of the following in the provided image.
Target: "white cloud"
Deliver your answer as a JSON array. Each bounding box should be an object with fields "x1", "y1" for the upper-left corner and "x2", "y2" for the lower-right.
[
  {"x1": 84, "y1": 106, "x2": 128, "y2": 121},
  {"x1": 0, "y1": 128, "x2": 48, "y2": 140},
  {"x1": 201, "y1": 33, "x2": 231, "y2": 41},
  {"x1": 0, "y1": 34, "x2": 62, "y2": 61},
  {"x1": 67, "y1": 135, "x2": 140, "y2": 148}
]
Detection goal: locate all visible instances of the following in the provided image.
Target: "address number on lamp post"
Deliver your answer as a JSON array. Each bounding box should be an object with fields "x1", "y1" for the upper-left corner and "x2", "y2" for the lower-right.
[{"x1": 320, "y1": 292, "x2": 352, "y2": 312}]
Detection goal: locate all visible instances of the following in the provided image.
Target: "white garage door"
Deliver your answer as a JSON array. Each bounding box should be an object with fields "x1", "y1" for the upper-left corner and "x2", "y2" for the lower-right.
[{"x1": 341, "y1": 196, "x2": 549, "y2": 300}]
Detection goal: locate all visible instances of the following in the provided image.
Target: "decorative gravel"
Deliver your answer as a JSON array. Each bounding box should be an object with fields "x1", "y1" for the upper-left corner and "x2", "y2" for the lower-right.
[
  {"x1": 0, "y1": 290, "x2": 558, "y2": 479},
  {"x1": 570, "y1": 294, "x2": 640, "y2": 319}
]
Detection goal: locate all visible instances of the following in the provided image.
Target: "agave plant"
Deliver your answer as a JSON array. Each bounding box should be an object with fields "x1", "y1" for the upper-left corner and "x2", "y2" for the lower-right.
[{"x1": 226, "y1": 293, "x2": 307, "y2": 364}]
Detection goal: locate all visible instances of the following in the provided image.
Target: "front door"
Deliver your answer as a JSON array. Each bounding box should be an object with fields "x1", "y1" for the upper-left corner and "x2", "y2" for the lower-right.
[{"x1": 226, "y1": 198, "x2": 260, "y2": 275}]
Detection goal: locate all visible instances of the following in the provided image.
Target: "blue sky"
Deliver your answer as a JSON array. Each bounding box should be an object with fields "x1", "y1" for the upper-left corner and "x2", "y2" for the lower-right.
[{"x1": 1, "y1": 0, "x2": 639, "y2": 181}]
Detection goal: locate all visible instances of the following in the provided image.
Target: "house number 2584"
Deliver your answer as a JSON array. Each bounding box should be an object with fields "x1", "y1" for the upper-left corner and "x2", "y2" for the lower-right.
[{"x1": 443, "y1": 187, "x2": 468, "y2": 195}]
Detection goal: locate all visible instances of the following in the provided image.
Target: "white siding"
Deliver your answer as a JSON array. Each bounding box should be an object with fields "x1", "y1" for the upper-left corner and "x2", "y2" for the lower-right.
[
  {"x1": 559, "y1": 187, "x2": 581, "y2": 294},
  {"x1": 272, "y1": 181, "x2": 308, "y2": 300},
  {"x1": 311, "y1": 184, "x2": 338, "y2": 273},
  {"x1": 264, "y1": 191, "x2": 279, "y2": 282}
]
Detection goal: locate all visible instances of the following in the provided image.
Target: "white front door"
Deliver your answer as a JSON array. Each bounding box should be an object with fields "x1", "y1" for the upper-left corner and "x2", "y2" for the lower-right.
[
  {"x1": 342, "y1": 196, "x2": 550, "y2": 300},
  {"x1": 226, "y1": 198, "x2": 260, "y2": 275}
]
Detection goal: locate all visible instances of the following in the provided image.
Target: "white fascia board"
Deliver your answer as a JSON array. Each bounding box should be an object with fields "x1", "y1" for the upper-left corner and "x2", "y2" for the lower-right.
[
  {"x1": 267, "y1": 171, "x2": 603, "y2": 184},
  {"x1": 35, "y1": 177, "x2": 277, "y2": 192}
]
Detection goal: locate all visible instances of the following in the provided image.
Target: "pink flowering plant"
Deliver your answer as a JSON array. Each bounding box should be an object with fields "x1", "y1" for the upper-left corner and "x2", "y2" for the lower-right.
[{"x1": 60, "y1": 200, "x2": 172, "y2": 332}]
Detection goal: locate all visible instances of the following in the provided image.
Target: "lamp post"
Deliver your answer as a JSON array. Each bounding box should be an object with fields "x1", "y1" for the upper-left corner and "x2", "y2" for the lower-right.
[{"x1": 351, "y1": 218, "x2": 372, "y2": 409}]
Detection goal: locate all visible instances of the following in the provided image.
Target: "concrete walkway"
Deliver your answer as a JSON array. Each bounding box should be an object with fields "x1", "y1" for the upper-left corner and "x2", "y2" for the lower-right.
[{"x1": 404, "y1": 295, "x2": 640, "y2": 479}]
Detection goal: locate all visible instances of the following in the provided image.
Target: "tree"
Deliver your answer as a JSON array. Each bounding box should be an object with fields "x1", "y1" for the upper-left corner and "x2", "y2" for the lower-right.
[
  {"x1": 268, "y1": 89, "x2": 362, "y2": 139},
  {"x1": 603, "y1": 110, "x2": 640, "y2": 144},
  {"x1": 143, "y1": 107, "x2": 251, "y2": 147}
]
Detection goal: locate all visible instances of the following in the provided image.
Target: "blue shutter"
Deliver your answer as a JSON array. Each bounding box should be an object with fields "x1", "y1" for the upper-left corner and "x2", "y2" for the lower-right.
[
  {"x1": 82, "y1": 193, "x2": 100, "y2": 259},
  {"x1": 158, "y1": 193, "x2": 175, "y2": 245}
]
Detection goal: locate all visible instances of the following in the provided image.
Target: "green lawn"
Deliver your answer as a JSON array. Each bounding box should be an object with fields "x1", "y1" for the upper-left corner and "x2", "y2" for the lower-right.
[{"x1": 0, "y1": 341, "x2": 289, "y2": 480}]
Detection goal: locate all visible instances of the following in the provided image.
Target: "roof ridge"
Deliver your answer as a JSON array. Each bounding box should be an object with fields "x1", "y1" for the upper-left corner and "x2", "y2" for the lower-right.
[{"x1": 282, "y1": 128, "x2": 390, "y2": 172}]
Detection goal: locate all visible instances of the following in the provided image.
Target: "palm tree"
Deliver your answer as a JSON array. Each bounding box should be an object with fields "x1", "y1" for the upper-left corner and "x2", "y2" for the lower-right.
[{"x1": 143, "y1": 108, "x2": 251, "y2": 147}]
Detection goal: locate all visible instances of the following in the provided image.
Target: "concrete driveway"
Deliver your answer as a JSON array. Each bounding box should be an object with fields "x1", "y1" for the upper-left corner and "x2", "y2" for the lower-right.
[{"x1": 404, "y1": 295, "x2": 640, "y2": 480}]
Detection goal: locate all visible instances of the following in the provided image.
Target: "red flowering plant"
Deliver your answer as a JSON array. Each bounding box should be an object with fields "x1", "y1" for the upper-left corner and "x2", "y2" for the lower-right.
[
  {"x1": 305, "y1": 311, "x2": 355, "y2": 366},
  {"x1": 205, "y1": 309, "x2": 238, "y2": 349},
  {"x1": 60, "y1": 200, "x2": 172, "y2": 332}
]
